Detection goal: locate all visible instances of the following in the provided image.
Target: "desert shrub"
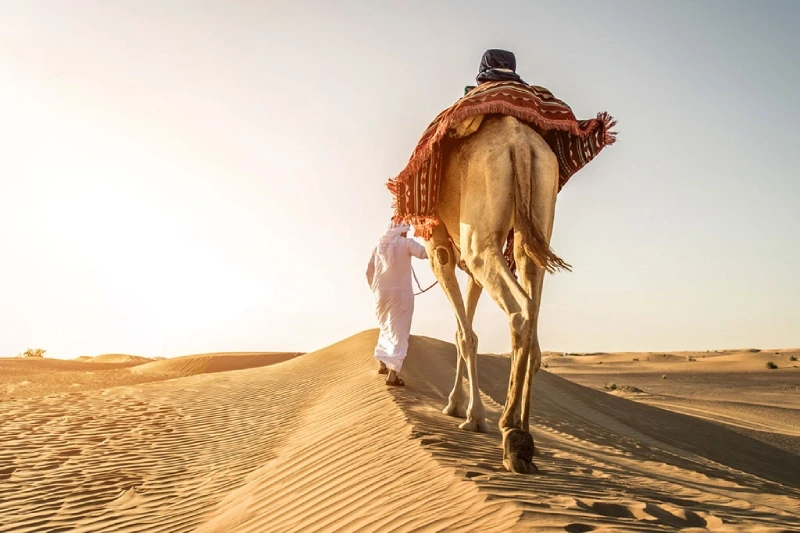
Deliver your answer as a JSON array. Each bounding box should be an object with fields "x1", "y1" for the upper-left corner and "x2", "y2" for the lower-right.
[
  {"x1": 766, "y1": 361, "x2": 778, "y2": 369},
  {"x1": 632, "y1": 358, "x2": 640, "y2": 362},
  {"x1": 605, "y1": 383, "x2": 617, "y2": 391},
  {"x1": 686, "y1": 356, "x2": 696, "y2": 362},
  {"x1": 21, "y1": 348, "x2": 46, "y2": 358},
  {"x1": 750, "y1": 348, "x2": 761, "y2": 353},
  {"x1": 790, "y1": 355, "x2": 797, "y2": 362}
]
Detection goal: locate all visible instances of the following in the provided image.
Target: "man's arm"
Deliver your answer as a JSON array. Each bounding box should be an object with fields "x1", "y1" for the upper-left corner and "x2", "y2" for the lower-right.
[{"x1": 406, "y1": 238, "x2": 428, "y2": 260}]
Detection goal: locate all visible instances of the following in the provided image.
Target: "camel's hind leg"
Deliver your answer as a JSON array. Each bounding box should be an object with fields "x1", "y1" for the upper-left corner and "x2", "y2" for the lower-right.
[
  {"x1": 424, "y1": 224, "x2": 487, "y2": 432},
  {"x1": 457, "y1": 118, "x2": 552, "y2": 473},
  {"x1": 515, "y1": 246, "x2": 546, "y2": 434},
  {"x1": 461, "y1": 235, "x2": 537, "y2": 473},
  {"x1": 515, "y1": 127, "x2": 559, "y2": 434}
]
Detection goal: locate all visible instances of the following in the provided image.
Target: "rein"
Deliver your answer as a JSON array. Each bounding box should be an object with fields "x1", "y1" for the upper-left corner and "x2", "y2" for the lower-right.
[{"x1": 411, "y1": 264, "x2": 438, "y2": 295}]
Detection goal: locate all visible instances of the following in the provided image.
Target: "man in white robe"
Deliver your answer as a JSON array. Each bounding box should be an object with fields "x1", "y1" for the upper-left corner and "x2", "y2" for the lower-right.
[{"x1": 366, "y1": 220, "x2": 428, "y2": 386}]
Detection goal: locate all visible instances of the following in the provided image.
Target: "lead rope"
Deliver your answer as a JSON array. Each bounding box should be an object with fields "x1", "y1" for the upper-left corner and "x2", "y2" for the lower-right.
[{"x1": 411, "y1": 264, "x2": 438, "y2": 295}]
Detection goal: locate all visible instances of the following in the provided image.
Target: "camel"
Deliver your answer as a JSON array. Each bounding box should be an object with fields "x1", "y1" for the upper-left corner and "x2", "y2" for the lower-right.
[{"x1": 422, "y1": 114, "x2": 570, "y2": 474}]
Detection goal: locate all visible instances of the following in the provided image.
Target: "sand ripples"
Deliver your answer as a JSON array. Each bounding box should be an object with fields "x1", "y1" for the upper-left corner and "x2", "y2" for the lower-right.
[{"x1": 1, "y1": 331, "x2": 798, "y2": 532}]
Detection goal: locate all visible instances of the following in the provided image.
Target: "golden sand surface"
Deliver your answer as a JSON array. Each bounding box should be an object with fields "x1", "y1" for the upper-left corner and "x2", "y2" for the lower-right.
[{"x1": 1, "y1": 332, "x2": 797, "y2": 532}]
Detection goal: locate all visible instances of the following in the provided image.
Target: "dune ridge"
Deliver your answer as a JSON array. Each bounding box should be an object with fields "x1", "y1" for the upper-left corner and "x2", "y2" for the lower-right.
[
  {"x1": 0, "y1": 331, "x2": 798, "y2": 532},
  {"x1": 86, "y1": 354, "x2": 153, "y2": 364},
  {"x1": 130, "y1": 352, "x2": 303, "y2": 377}
]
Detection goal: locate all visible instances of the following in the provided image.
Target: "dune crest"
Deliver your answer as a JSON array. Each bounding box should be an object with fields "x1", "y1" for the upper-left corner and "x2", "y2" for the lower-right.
[
  {"x1": 86, "y1": 354, "x2": 153, "y2": 364},
  {"x1": 130, "y1": 352, "x2": 303, "y2": 377}
]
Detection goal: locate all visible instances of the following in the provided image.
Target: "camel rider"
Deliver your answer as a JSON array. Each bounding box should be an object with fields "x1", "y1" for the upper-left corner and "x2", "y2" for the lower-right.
[
  {"x1": 464, "y1": 48, "x2": 525, "y2": 95},
  {"x1": 366, "y1": 219, "x2": 428, "y2": 387},
  {"x1": 477, "y1": 48, "x2": 525, "y2": 83}
]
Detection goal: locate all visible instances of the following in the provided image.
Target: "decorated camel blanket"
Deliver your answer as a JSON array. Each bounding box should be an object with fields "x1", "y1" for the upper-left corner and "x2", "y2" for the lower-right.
[{"x1": 386, "y1": 80, "x2": 617, "y2": 249}]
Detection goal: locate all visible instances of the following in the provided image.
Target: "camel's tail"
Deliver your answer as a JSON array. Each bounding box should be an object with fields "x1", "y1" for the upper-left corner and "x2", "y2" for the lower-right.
[{"x1": 512, "y1": 144, "x2": 572, "y2": 274}]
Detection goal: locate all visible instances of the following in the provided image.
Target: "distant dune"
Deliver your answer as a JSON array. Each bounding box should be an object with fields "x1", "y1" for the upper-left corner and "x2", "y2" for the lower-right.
[
  {"x1": 0, "y1": 331, "x2": 797, "y2": 532},
  {"x1": 545, "y1": 346, "x2": 800, "y2": 457},
  {"x1": 544, "y1": 347, "x2": 800, "y2": 373},
  {"x1": 85, "y1": 354, "x2": 154, "y2": 364},
  {"x1": 0, "y1": 351, "x2": 302, "y2": 400},
  {"x1": 130, "y1": 352, "x2": 303, "y2": 377}
]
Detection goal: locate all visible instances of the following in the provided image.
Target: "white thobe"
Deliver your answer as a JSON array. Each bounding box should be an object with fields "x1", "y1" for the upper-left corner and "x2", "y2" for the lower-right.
[{"x1": 366, "y1": 236, "x2": 428, "y2": 372}]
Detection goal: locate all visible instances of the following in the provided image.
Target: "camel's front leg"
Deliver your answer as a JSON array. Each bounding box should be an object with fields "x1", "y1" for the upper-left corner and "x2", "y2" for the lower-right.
[
  {"x1": 458, "y1": 274, "x2": 487, "y2": 432},
  {"x1": 425, "y1": 226, "x2": 487, "y2": 432},
  {"x1": 444, "y1": 333, "x2": 467, "y2": 418}
]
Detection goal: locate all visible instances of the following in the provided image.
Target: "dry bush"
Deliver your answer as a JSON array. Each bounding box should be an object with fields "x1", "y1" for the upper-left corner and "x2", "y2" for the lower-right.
[{"x1": 21, "y1": 348, "x2": 46, "y2": 358}]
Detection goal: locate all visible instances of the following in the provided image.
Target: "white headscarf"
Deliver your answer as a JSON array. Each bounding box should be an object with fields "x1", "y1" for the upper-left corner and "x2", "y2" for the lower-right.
[{"x1": 375, "y1": 219, "x2": 410, "y2": 272}]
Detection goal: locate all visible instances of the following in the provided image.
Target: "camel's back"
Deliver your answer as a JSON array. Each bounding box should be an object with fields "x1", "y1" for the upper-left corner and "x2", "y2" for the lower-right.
[
  {"x1": 478, "y1": 115, "x2": 553, "y2": 153},
  {"x1": 436, "y1": 116, "x2": 555, "y2": 244}
]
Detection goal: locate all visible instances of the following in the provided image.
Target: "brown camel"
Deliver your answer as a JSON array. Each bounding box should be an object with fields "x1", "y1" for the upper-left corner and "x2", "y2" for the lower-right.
[{"x1": 423, "y1": 114, "x2": 570, "y2": 474}]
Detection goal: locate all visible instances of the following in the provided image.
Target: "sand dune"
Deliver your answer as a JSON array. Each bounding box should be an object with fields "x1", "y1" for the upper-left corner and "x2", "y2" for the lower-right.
[
  {"x1": 130, "y1": 351, "x2": 303, "y2": 378},
  {"x1": 544, "y1": 348, "x2": 800, "y2": 373},
  {"x1": 0, "y1": 331, "x2": 798, "y2": 532},
  {"x1": 545, "y1": 348, "x2": 800, "y2": 458},
  {"x1": 0, "y1": 352, "x2": 301, "y2": 401},
  {"x1": 83, "y1": 354, "x2": 153, "y2": 364}
]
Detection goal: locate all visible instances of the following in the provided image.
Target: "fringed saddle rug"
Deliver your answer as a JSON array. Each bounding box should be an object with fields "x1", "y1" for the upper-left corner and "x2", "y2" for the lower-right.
[{"x1": 386, "y1": 80, "x2": 617, "y2": 274}]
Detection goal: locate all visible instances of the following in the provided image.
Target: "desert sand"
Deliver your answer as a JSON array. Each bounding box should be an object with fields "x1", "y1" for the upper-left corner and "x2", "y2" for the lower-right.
[{"x1": 1, "y1": 331, "x2": 798, "y2": 532}]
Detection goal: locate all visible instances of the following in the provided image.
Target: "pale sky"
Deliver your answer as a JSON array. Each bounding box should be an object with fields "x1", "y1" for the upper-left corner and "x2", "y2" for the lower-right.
[{"x1": 1, "y1": 1, "x2": 798, "y2": 359}]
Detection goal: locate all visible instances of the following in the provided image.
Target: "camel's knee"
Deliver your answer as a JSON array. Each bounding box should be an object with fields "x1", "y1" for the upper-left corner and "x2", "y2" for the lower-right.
[
  {"x1": 462, "y1": 249, "x2": 484, "y2": 276},
  {"x1": 524, "y1": 299, "x2": 538, "y2": 324},
  {"x1": 529, "y1": 333, "x2": 542, "y2": 372},
  {"x1": 509, "y1": 312, "x2": 526, "y2": 335},
  {"x1": 509, "y1": 307, "x2": 535, "y2": 351},
  {"x1": 531, "y1": 350, "x2": 542, "y2": 374},
  {"x1": 456, "y1": 328, "x2": 478, "y2": 356}
]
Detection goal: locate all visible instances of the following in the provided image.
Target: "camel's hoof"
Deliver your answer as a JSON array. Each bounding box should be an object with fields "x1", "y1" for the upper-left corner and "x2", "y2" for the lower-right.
[
  {"x1": 459, "y1": 417, "x2": 489, "y2": 433},
  {"x1": 502, "y1": 428, "x2": 538, "y2": 474},
  {"x1": 442, "y1": 402, "x2": 467, "y2": 418}
]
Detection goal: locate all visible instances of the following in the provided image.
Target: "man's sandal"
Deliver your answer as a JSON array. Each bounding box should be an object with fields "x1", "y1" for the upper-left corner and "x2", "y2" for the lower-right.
[{"x1": 386, "y1": 377, "x2": 405, "y2": 387}]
